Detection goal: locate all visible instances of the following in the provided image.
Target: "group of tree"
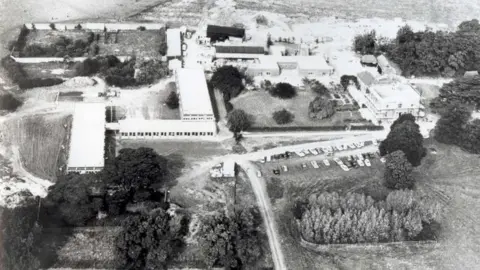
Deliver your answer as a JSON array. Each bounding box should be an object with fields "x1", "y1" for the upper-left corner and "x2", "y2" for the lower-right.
[
  {"x1": 198, "y1": 207, "x2": 264, "y2": 269},
  {"x1": 22, "y1": 33, "x2": 97, "y2": 58},
  {"x1": 134, "y1": 58, "x2": 168, "y2": 85},
  {"x1": 1, "y1": 57, "x2": 64, "y2": 89},
  {"x1": 353, "y1": 30, "x2": 377, "y2": 55},
  {"x1": 0, "y1": 92, "x2": 23, "y2": 112},
  {"x1": 272, "y1": 109, "x2": 294, "y2": 125},
  {"x1": 308, "y1": 96, "x2": 336, "y2": 120},
  {"x1": 8, "y1": 25, "x2": 30, "y2": 52},
  {"x1": 381, "y1": 20, "x2": 480, "y2": 77},
  {"x1": 158, "y1": 27, "x2": 168, "y2": 56},
  {"x1": 227, "y1": 109, "x2": 253, "y2": 134},
  {"x1": 115, "y1": 208, "x2": 189, "y2": 269},
  {"x1": 210, "y1": 65, "x2": 245, "y2": 101},
  {"x1": 302, "y1": 78, "x2": 329, "y2": 96},
  {"x1": 340, "y1": 75, "x2": 360, "y2": 91},
  {"x1": 384, "y1": 150, "x2": 415, "y2": 190},
  {"x1": 430, "y1": 75, "x2": 480, "y2": 114},
  {"x1": 297, "y1": 190, "x2": 441, "y2": 244},
  {"x1": 269, "y1": 82, "x2": 297, "y2": 99},
  {"x1": 434, "y1": 102, "x2": 480, "y2": 153}
]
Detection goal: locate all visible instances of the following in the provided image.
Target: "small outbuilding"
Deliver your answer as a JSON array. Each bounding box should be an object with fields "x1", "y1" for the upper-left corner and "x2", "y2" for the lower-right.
[
  {"x1": 360, "y1": 55, "x2": 377, "y2": 66},
  {"x1": 377, "y1": 55, "x2": 396, "y2": 75},
  {"x1": 464, "y1": 71, "x2": 479, "y2": 78},
  {"x1": 221, "y1": 160, "x2": 236, "y2": 178},
  {"x1": 297, "y1": 56, "x2": 334, "y2": 76}
]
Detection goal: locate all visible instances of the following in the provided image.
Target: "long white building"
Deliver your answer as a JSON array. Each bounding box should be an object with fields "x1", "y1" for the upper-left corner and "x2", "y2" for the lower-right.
[
  {"x1": 67, "y1": 103, "x2": 106, "y2": 173},
  {"x1": 118, "y1": 68, "x2": 217, "y2": 139}
]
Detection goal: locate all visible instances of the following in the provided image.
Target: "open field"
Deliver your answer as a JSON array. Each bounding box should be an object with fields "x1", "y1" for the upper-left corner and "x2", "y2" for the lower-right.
[
  {"x1": 230, "y1": 91, "x2": 367, "y2": 128},
  {"x1": 98, "y1": 30, "x2": 163, "y2": 58},
  {"x1": 255, "y1": 139, "x2": 480, "y2": 269},
  {"x1": 2, "y1": 113, "x2": 72, "y2": 181},
  {"x1": 21, "y1": 62, "x2": 77, "y2": 79}
]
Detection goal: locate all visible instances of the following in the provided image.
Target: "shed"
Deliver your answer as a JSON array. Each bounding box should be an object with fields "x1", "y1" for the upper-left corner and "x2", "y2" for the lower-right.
[
  {"x1": 464, "y1": 71, "x2": 479, "y2": 78},
  {"x1": 221, "y1": 160, "x2": 236, "y2": 177},
  {"x1": 207, "y1": 25, "x2": 245, "y2": 42},
  {"x1": 166, "y1": 28, "x2": 182, "y2": 58},
  {"x1": 360, "y1": 55, "x2": 377, "y2": 66}
]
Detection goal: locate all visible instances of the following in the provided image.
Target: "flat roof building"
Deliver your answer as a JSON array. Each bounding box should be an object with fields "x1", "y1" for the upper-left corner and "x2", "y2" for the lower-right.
[
  {"x1": 167, "y1": 28, "x2": 182, "y2": 58},
  {"x1": 67, "y1": 103, "x2": 105, "y2": 173},
  {"x1": 175, "y1": 68, "x2": 214, "y2": 121}
]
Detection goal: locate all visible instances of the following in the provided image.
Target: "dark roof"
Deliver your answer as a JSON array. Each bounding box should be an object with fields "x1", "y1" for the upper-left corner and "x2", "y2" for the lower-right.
[
  {"x1": 215, "y1": 45, "x2": 265, "y2": 54},
  {"x1": 207, "y1": 25, "x2": 245, "y2": 38},
  {"x1": 357, "y1": 71, "x2": 376, "y2": 86}
]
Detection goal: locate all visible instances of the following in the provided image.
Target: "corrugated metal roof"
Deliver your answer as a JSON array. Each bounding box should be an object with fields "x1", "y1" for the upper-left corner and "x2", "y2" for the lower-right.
[{"x1": 215, "y1": 45, "x2": 265, "y2": 54}]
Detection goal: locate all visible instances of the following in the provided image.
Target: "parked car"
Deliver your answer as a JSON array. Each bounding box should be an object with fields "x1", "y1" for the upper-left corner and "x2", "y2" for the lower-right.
[
  {"x1": 357, "y1": 159, "x2": 365, "y2": 167},
  {"x1": 256, "y1": 171, "x2": 262, "y2": 177},
  {"x1": 309, "y1": 149, "x2": 319, "y2": 155},
  {"x1": 282, "y1": 165, "x2": 288, "y2": 172},
  {"x1": 333, "y1": 157, "x2": 342, "y2": 165},
  {"x1": 273, "y1": 169, "x2": 280, "y2": 175},
  {"x1": 355, "y1": 141, "x2": 364, "y2": 148},
  {"x1": 380, "y1": 157, "x2": 386, "y2": 163},
  {"x1": 266, "y1": 156, "x2": 271, "y2": 162},
  {"x1": 368, "y1": 152, "x2": 376, "y2": 159},
  {"x1": 296, "y1": 151, "x2": 305, "y2": 157},
  {"x1": 373, "y1": 140, "x2": 378, "y2": 146},
  {"x1": 336, "y1": 145, "x2": 344, "y2": 151},
  {"x1": 316, "y1": 148, "x2": 323, "y2": 154},
  {"x1": 365, "y1": 159, "x2": 371, "y2": 167},
  {"x1": 311, "y1": 160, "x2": 319, "y2": 169},
  {"x1": 347, "y1": 155, "x2": 353, "y2": 162},
  {"x1": 302, "y1": 149, "x2": 310, "y2": 155},
  {"x1": 301, "y1": 163, "x2": 308, "y2": 169},
  {"x1": 348, "y1": 143, "x2": 357, "y2": 149},
  {"x1": 285, "y1": 151, "x2": 292, "y2": 158},
  {"x1": 362, "y1": 153, "x2": 368, "y2": 159},
  {"x1": 323, "y1": 159, "x2": 330, "y2": 166},
  {"x1": 356, "y1": 154, "x2": 364, "y2": 160},
  {"x1": 340, "y1": 164, "x2": 350, "y2": 171},
  {"x1": 346, "y1": 161, "x2": 354, "y2": 168}
]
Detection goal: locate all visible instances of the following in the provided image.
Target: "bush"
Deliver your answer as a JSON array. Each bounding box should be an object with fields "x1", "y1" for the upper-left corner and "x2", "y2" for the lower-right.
[
  {"x1": 22, "y1": 35, "x2": 94, "y2": 57},
  {"x1": 49, "y1": 23, "x2": 56, "y2": 30},
  {"x1": 19, "y1": 78, "x2": 64, "y2": 90},
  {"x1": 74, "y1": 24, "x2": 82, "y2": 30},
  {"x1": 270, "y1": 82, "x2": 297, "y2": 99},
  {"x1": 166, "y1": 91, "x2": 179, "y2": 109},
  {"x1": 384, "y1": 150, "x2": 415, "y2": 189},
  {"x1": 340, "y1": 75, "x2": 360, "y2": 90},
  {"x1": 137, "y1": 26, "x2": 146, "y2": 31},
  {"x1": 353, "y1": 30, "x2": 377, "y2": 54},
  {"x1": 308, "y1": 96, "x2": 335, "y2": 119},
  {"x1": 211, "y1": 65, "x2": 244, "y2": 100},
  {"x1": 227, "y1": 109, "x2": 252, "y2": 133},
  {"x1": 135, "y1": 59, "x2": 168, "y2": 85},
  {"x1": 0, "y1": 93, "x2": 23, "y2": 111},
  {"x1": 272, "y1": 109, "x2": 294, "y2": 124},
  {"x1": 256, "y1": 15, "x2": 268, "y2": 25}
]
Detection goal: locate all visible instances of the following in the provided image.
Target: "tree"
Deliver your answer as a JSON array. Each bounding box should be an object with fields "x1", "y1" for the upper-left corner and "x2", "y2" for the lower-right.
[
  {"x1": 272, "y1": 109, "x2": 294, "y2": 125},
  {"x1": 308, "y1": 96, "x2": 335, "y2": 120},
  {"x1": 227, "y1": 109, "x2": 252, "y2": 134},
  {"x1": 43, "y1": 173, "x2": 104, "y2": 226},
  {"x1": 210, "y1": 65, "x2": 244, "y2": 100},
  {"x1": 1, "y1": 200, "x2": 42, "y2": 270},
  {"x1": 158, "y1": 27, "x2": 168, "y2": 56},
  {"x1": 379, "y1": 117, "x2": 426, "y2": 167},
  {"x1": 458, "y1": 19, "x2": 480, "y2": 32},
  {"x1": 266, "y1": 36, "x2": 273, "y2": 48},
  {"x1": 269, "y1": 82, "x2": 297, "y2": 99},
  {"x1": 49, "y1": 23, "x2": 56, "y2": 30},
  {"x1": 434, "y1": 102, "x2": 472, "y2": 146},
  {"x1": 390, "y1": 113, "x2": 416, "y2": 130},
  {"x1": 104, "y1": 147, "x2": 169, "y2": 192},
  {"x1": 0, "y1": 93, "x2": 23, "y2": 112},
  {"x1": 116, "y1": 209, "x2": 188, "y2": 270},
  {"x1": 74, "y1": 23, "x2": 82, "y2": 30},
  {"x1": 135, "y1": 59, "x2": 168, "y2": 85},
  {"x1": 384, "y1": 150, "x2": 415, "y2": 189},
  {"x1": 166, "y1": 91, "x2": 179, "y2": 109},
  {"x1": 340, "y1": 75, "x2": 360, "y2": 90},
  {"x1": 353, "y1": 30, "x2": 376, "y2": 54},
  {"x1": 311, "y1": 81, "x2": 329, "y2": 96}
]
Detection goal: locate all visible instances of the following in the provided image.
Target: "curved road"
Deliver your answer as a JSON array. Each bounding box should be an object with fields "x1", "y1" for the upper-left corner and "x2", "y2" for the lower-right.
[{"x1": 238, "y1": 160, "x2": 288, "y2": 270}]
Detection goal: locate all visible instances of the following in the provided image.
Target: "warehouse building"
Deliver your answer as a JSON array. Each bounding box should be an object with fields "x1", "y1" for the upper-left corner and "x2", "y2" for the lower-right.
[
  {"x1": 167, "y1": 28, "x2": 182, "y2": 59},
  {"x1": 67, "y1": 103, "x2": 106, "y2": 173},
  {"x1": 214, "y1": 45, "x2": 265, "y2": 59},
  {"x1": 207, "y1": 25, "x2": 245, "y2": 43}
]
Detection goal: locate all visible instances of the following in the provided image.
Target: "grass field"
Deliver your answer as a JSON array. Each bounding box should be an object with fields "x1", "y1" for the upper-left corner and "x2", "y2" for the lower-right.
[
  {"x1": 21, "y1": 62, "x2": 77, "y2": 79},
  {"x1": 2, "y1": 113, "x2": 72, "y2": 181},
  {"x1": 99, "y1": 30, "x2": 163, "y2": 58},
  {"x1": 25, "y1": 30, "x2": 90, "y2": 47},
  {"x1": 230, "y1": 91, "x2": 367, "y2": 128},
  {"x1": 256, "y1": 139, "x2": 480, "y2": 269}
]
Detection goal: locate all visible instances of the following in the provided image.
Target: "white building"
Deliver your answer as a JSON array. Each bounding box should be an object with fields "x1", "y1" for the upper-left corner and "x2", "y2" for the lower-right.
[
  {"x1": 354, "y1": 72, "x2": 423, "y2": 123},
  {"x1": 221, "y1": 160, "x2": 236, "y2": 177},
  {"x1": 67, "y1": 103, "x2": 106, "y2": 173},
  {"x1": 377, "y1": 55, "x2": 396, "y2": 75},
  {"x1": 247, "y1": 56, "x2": 280, "y2": 76},
  {"x1": 118, "y1": 68, "x2": 217, "y2": 139},
  {"x1": 167, "y1": 28, "x2": 182, "y2": 59},
  {"x1": 247, "y1": 55, "x2": 333, "y2": 77}
]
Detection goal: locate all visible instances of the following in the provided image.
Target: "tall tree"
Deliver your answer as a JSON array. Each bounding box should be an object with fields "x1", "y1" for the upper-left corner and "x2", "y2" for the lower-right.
[
  {"x1": 353, "y1": 30, "x2": 377, "y2": 55},
  {"x1": 269, "y1": 82, "x2": 297, "y2": 99},
  {"x1": 210, "y1": 66, "x2": 244, "y2": 100},
  {"x1": 384, "y1": 150, "x2": 415, "y2": 190},
  {"x1": 379, "y1": 117, "x2": 426, "y2": 166},
  {"x1": 227, "y1": 109, "x2": 252, "y2": 134},
  {"x1": 434, "y1": 103, "x2": 472, "y2": 145}
]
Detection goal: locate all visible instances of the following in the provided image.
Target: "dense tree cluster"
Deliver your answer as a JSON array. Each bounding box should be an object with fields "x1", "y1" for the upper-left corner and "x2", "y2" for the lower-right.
[
  {"x1": 434, "y1": 103, "x2": 480, "y2": 153},
  {"x1": 430, "y1": 76, "x2": 480, "y2": 112},
  {"x1": 135, "y1": 58, "x2": 168, "y2": 85},
  {"x1": 210, "y1": 66, "x2": 244, "y2": 100},
  {"x1": 198, "y1": 207, "x2": 264, "y2": 269},
  {"x1": 22, "y1": 33, "x2": 97, "y2": 57},
  {"x1": 379, "y1": 114, "x2": 426, "y2": 167},
  {"x1": 104, "y1": 58, "x2": 137, "y2": 87},
  {"x1": 340, "y1": 75, "x2": 360, "y2": 90},
  {"x1": 272, "y1": 109, "x2": 294, "y2": 125},
  {"x1": 384, "y1": 150, "x2": 415, "y2": 190},
  {"x1": 302, "y1": 78, "x2": 329, "y2": 96},
  {"x1": 269, "y1": 82, "x2": 297, "y2": 99},
  {"x1": 298, "y1": 191, "x2": 441, "y2": 244},
  {"x1": 115, "y1": 209, "x2": 189, "y2": 270},
  {"x1": 383, "y1": 21, "x2": 480, "y2": 77},
  {"x1": 353, "y1": 30, "x2": 377, "y2": 55},
  {"x1": 308, "y1": 96, "x2": 336, "y2": 120},
  {"x1": 158, "y1": 27, "x2": 168, "y2": 56},
  {"x1": 0, "y1": 93, "x2": 23, "y2": 112},
  {"x1": 227, "y1": 109, "x2": 253, "y2": 134}
]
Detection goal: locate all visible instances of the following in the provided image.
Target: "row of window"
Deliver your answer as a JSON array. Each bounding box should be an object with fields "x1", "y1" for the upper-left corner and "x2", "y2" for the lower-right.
[{"x1": 120, "y1": 131, "x2": 214, "y2": 137}]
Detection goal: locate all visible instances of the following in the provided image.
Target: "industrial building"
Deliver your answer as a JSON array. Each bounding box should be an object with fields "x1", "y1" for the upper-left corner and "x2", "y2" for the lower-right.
[
  {"x1": 118, "y1": 68, "x2": 217, "y2": 139},
  {"x1": 67, "y1": 103, "x2": 106, "y2": 173},
  {"x1": 207, "y1": 25, "x2": 245, "y2": 43},
  {"x1": 166, "y1": 28, "x2": 182, "y2": 59}
]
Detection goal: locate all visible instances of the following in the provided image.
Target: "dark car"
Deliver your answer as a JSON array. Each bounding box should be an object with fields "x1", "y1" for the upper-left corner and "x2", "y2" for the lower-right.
[
  {"x1": 285, "y1": 151, "x2": 291, "y2": 158},
  {"x1": 351, "y1": 160, "x2": 359, "y2": 168},
  {"x1": 362, "y1": 153, "x2": 368, "y2": 159},
  {"x1": 368, "y1": 152, "x2": 376, "y2": 159},
  {"x1": 273, "y1": 169, "x2": 280, "y2": 175},
  {"x1": 346, "y1": 161, "x2": 354, "y2": 168}
]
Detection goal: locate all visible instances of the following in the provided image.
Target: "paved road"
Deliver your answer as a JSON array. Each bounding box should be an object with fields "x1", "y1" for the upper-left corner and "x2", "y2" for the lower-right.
[{"x1": 237, "y1": 160, "x2": 288, "y2": 270}]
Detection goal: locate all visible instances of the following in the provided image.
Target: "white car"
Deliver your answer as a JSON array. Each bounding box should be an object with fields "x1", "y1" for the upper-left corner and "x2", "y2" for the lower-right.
[
  {"x1": 309, "y1": 149, "x2": 319, "y2": 155},
  {"x1": 333, "y1": 157, "x2": 343, "y2": 165},
  {"x1": 336, "y1": 145, "x2": 344, "y2": 151},
  {"x1": 355, "y1": 141, "x2": 365, "y2": 148},
  {"x1": 256, "y1": 170, "x2": 262, "y2": 177},
  {"x1": 356, "y1": 154, "x2": 364, "y2": 161},
  {"x1": 310, "y1": 160, "x2": 319, "y2": 169},
  {"x1": 380, "y1": 157, "x2": 386, "y2": 163},
  {"x1": 365, "y1": 159, "x2": 371, "y2": 167},
  {"x1": 282, "y1": 165, "x2": 288, "y2": 172},
  {"x1": 296, "y1": 151, "x2": 305, "y2": 157},
  {"x1": 323, "y1": 159, "x2": 330, "y2": 166},
  {"x1": 357, "y1": 159, "x2": 365, "y2": 167},
  {"x1": 340, "y1": 164, "x2": 350, "y2": 171}
]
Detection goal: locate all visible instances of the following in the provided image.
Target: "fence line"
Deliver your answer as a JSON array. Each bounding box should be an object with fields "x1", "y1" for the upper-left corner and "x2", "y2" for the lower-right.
[
  {"x1": 10, "y1": 55, "x2": 132, "y2": 63},
  {"x1": 25, "y1": 22, "x2": 164, "y2": 31}
]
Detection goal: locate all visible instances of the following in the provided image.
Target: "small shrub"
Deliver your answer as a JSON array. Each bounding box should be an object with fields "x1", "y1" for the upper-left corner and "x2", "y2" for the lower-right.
[
  {"x1": 166, "y1": 91, "x2": 179, "y2": 109},
  {"x1": 0, "y1": 93, "x2": 23, "y2": 112},
  {"x1": 270, "y1": 82, "x2": 297, "y2": 99},
  {"x1": 137, "y1": 26, "x2": 146, "y2": 31},
  {"x1": 272, "y1": 109, "x2": 294, "y2": 125},
  {"x1": 49, "y1": 23, "x2": 56, "y2": 30},
  {"x1": 256, "y1": 15, "x2": 268, "y2": 25}
]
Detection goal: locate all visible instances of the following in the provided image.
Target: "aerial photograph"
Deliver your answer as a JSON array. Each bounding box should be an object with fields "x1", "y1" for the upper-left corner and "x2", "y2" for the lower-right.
[{"x1": 1, "y1": 0, "x2": 480, "y2": 269}]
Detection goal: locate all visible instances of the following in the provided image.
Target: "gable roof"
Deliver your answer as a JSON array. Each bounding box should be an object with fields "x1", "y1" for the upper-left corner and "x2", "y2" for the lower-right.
[
  {"x1": 207, "y1": 25, "x2": 245, "y2": 38},
  {"x1": 357, "y1": 71, "x2": 376, "y2": 86},
  {"x1": 215, "y1": 45, "x2": 265, "y2": 54}
]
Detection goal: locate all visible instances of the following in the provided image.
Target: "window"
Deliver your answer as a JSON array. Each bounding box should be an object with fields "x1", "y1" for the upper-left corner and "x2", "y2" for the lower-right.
[
  {"x1": 146, "y1": 132, "x2": 152, "y2": 136},
  {"x1": 169, "y1": 132, "x2": 175, "y2": 136},
  {"x1": 153, "y1": 132, "x2": 159, "y2": 136},
  {"x1": 398, "y1": 103, "x2": 402, "y2": 108},
  {"x1": 200, "y1": 132, "x2": 205, "y2": 136},
  {"x1": 266, "y1": 72, "x2": 270, "y2": 75},
  {"x1": 130, "y1": 132, "x2": 136, "y2": 137},
  {"x1": 138, "y1": 132, "x2": 144, "y2": 136}
]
